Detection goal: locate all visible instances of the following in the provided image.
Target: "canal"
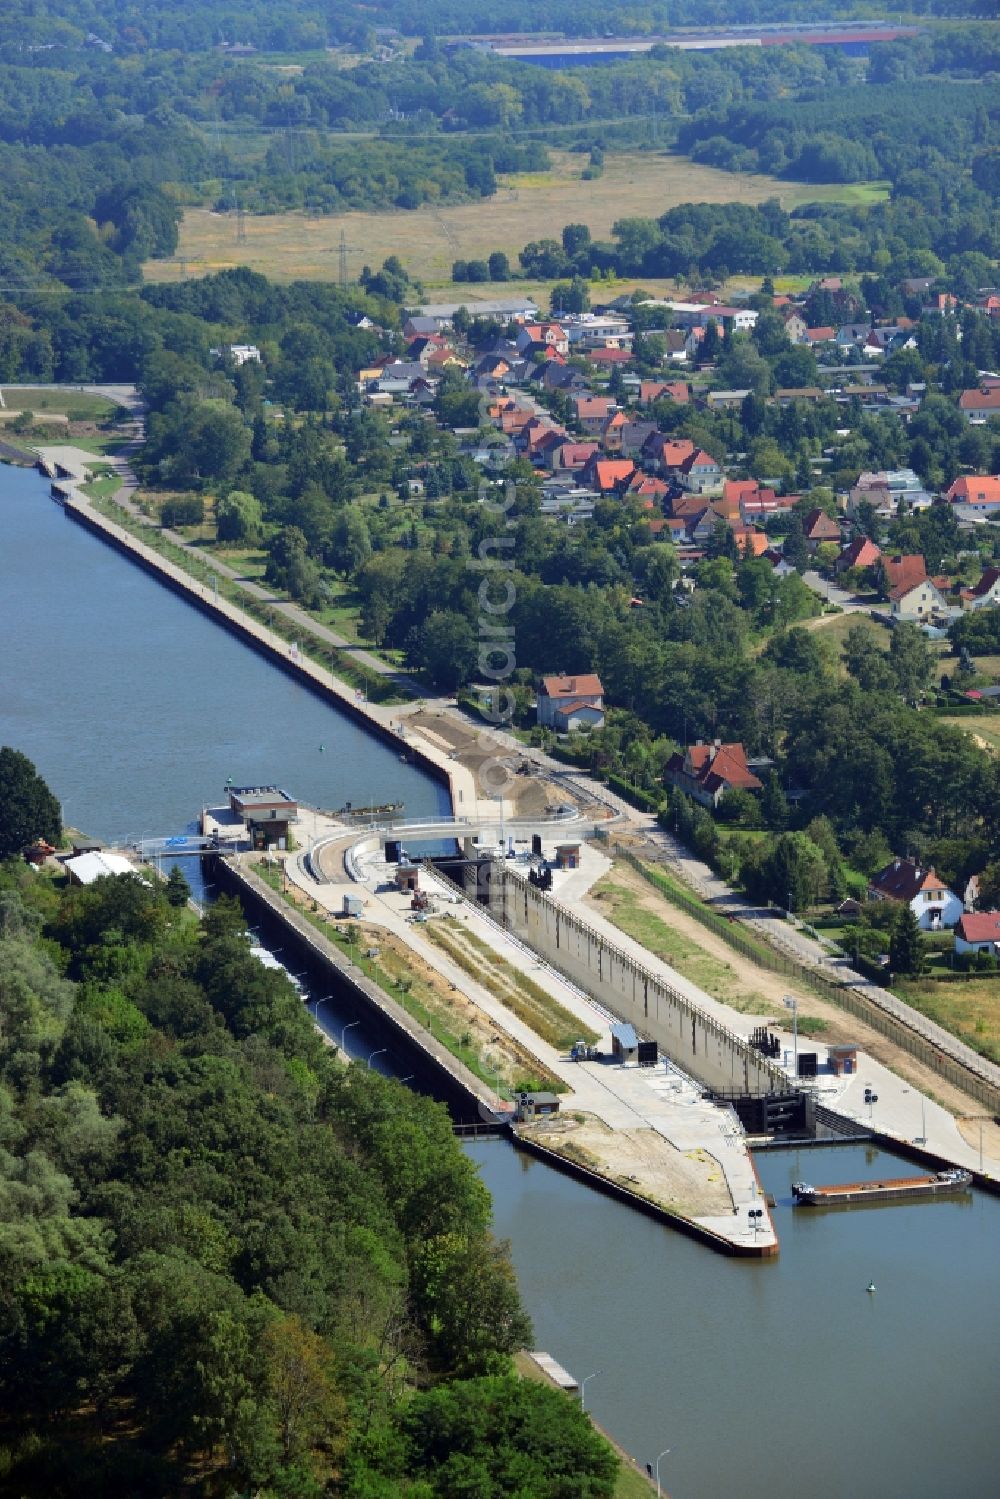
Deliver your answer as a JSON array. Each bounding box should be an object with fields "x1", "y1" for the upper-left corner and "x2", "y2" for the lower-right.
[{"x1": 3, "y1": 467, "x2": 999, "y2": 1497}]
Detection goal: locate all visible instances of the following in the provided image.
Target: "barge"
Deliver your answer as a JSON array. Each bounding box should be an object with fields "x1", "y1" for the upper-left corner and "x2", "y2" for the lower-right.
[{"x1": 792, "y1": 1168, "x2": 972, "y2": 1207}]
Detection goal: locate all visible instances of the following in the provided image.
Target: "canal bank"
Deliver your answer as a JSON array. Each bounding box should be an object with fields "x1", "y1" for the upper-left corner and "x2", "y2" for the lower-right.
[{"x1": 4, "y1": 462, "x2": 1000, "y2": 1498}]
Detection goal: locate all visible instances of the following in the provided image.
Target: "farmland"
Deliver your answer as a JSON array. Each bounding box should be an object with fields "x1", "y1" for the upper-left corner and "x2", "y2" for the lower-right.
[{"x1": 146, "y1": 149, "x2": 879, "y2": 289}]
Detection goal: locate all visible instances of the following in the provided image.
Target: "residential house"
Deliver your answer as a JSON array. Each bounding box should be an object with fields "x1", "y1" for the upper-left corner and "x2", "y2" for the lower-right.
[
  {"x1": 781, "y1": 310, "x2": 809, "y2": 344},
  {"x1": 706, "y1": 389, "x2": 750, "y2": 412},
  {"x1": 599, "y1": 410, "x2": 629, "y2": 451},
  {"x1": 835, "y1": 536, "x2": 881, "y2": 576},
  {"x1": 644, "y1": 434, "x2": 696, "y2": 477},
  {"x1": 762, "y1": 547, "x2": 795, "y2": 577},
  {"x1": 954, "y1": 912, "x2": 1000, "y2": 955},
  {"x1": 586, "y1": 348, "x2": 635, "y2": 370},
  {"x1": 835, "y1": 322, "x2": 872, "y2": 350},
  {"x1": 802, "y1": 508, "x2": 841, "y2": 552},
  {"x1": 551, "y1": 440, "x2": 599, "y2": 472},
  {"x1": 868, "y1": 858, "x2": 964, "y2": 931},
  {"x1": 665, "y1": 740, "x2": 763, "y2": 809},
  {"x1": 945, "y1": 475, "x2": 1000, "y2": 513},
  {"x1": 961, "y1": 567, "x2": 1000, "y2": 610},
  {"x1": 581, "y1": 456, "x2": 636, "y2": 494},
  {"x1": 564, "y1": 313, "x2": 633, "y2": 350},
  {"x1": 573, "y1": 394, "x2": 618, "y2": 433},
  {"x1": 638, "y1": 379, "x2": 689, "y2": 406},
  {"x1": 618, "y1": 420, "x2": 658, "y2": 459},
  {"x1": 774, "y1": 387, "x2": 825, "y2": 406},
  {"x1": 805, "y1": 326, "x2": 836, "y2": 346},
  {"x1": 538, "y1": 362, "x2": 587, "y2": 394},
  {"x1": 959, "y1": 388, "x2": 1000, "y2": 422},
  {"x1": 882, "y1": 554, "x2": 949, "y2": 620},
  {"x1": 536, "y1": 673, "x2": 605, "y2": 730},
  {"x1": 678, "y1": 448, "x2": 723, "y2": 495},
  {"x1": 516, "y1": 323, "x2": 569, "y2": 357},
  {"x1": 629, "y1": 473, "x2": 670, "y2": 504}
]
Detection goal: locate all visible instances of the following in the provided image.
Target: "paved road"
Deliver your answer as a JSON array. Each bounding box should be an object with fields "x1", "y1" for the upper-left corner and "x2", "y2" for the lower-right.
[{"x1": 802, "y1": 569, "x2": 872, "y2": 614}]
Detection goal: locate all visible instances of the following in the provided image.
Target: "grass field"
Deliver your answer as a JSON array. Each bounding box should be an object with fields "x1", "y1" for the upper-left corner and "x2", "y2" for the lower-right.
[
  {"x1": 146, "y1": 148, "x2": 879, "y2": 289},
  {"x1": 941, "y1": 713, "x2": 1000, "y2": 753},
  {"x1": 0, "y1": 388, "x2": 115, "y2": 420},
  {"x1": 894, "y1": 975, "x2": 1000, "y2": 1066},
  {"x1": 808, "y1": 610, "x2": 889, "y2": 670}
]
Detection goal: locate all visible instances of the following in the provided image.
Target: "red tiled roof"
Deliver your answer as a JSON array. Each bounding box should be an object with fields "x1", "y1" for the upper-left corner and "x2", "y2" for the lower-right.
[
  {"x1": 806, "y1": 326, "x2": 836, "y2": 342},
  {"x1": 587, "y1": 347, "x2": 633, "y2": 364},
  {"x1": 883, "y1": 554, "x2": 927, "y2": 601},
  {"x1": 959, "y1": 389, "x2": 1000, "y2": 412},
  {"x1": 586, "y1": 458, "x2": 636, "y2": 491},
  {"x1": 838, "y1": 537, "x2": 881, "y2": 570},
  {"x1": 667, "y1": 742, "x2": 762, "y2": 796},
  {"x1": 680, "y1": 448, "x2": 719, "y2": 473},
  {"x1": 541, "y1": 673, "x2": 604, "y2": 700},
  {"x1": 803, "y1": 508, "x2": 841, "y2": 541},
  {"x1": 955, "y1": 912, "x2": 1000, "y2": 945},
  {"x1": 946, "y1": 475, "x2": 1000, "y2": 505}
]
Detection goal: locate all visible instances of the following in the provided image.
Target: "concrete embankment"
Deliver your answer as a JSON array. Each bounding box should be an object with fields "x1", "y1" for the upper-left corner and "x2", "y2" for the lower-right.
[
  {"x1": 59, "y1": 492, "x2": 455, "y2": 807},
  {"x1": 213, "y1": 855, "x2": 501, "y2": 1120}
]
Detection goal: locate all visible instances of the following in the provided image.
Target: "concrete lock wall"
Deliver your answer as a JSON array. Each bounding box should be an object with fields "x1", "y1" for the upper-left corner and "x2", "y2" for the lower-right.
[{"x1": 492, "y1": 867, "x2": 787, "y2": 1095}]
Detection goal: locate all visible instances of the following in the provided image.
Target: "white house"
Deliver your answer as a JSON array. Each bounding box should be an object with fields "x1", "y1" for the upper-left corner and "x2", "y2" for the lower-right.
[
  {"x1": 868, "y1": 858, "x2": 964, "y2": 931},
  {"x1": 954, "y1": 912, "x2": 1000, "y2": 955},
  {"x1": 536, "y1": 672, "x2": 604, "y2": 729}
]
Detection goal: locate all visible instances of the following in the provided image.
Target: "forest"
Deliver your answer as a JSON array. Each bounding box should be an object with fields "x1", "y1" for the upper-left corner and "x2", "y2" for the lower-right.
[{"x1": 0, "y1": 828, "x2": 620, "y2": 1496}]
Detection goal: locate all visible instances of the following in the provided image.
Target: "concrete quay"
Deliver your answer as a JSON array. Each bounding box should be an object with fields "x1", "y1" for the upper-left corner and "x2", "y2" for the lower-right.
[{"x1": 284, "y1": 827, "x2": 778, "y2": 1256}]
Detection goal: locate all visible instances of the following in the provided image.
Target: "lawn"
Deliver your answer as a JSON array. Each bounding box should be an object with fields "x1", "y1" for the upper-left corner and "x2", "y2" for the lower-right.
[
  {"x1": 940, "y1": 713, "x2": 1000, "y2": 753},
  {"x1": 146, "y1": 148, "x2": 852, "y2": 288},
  {"x1": 0, "y1": 387, "x2": 116, "y2": 420},
  {"x1": 894, "y1": 975, "x2": 1000, "y2": 1066},
  {"x1": 809, "y1": 610, "x2": 890, "y2": 671}
]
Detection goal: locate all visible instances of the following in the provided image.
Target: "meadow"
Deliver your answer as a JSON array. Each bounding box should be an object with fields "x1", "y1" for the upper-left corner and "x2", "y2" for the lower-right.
[{"x1": 147, "y1": 149, "x2": 884, "y2": 289}]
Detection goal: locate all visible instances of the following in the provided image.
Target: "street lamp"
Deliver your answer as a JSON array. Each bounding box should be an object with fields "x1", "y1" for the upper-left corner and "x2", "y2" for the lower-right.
[
  {"x1": 580, "y1": 1369, "x2": 602, "y2": 1412},
  {"x1": 864, "y1": 1087, "x2": 878, "y2": 1126},
  {"x1": 368, "y1": 1048, "x2": 387, "y2": 1069},
  {"x1": 655, "y1": 1449, "x2": 671, "y2": 1499},
  {"x1": 341, "y1": 1019, "x2": 361, "y2": 1052},
  {"x1": 783, "y1": 995, "x2": 798, "y2": 1076}
]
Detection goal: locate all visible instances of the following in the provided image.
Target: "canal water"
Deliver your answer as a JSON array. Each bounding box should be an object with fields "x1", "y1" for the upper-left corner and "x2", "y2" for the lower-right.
[{"x1": 3, "y1": 466, "x2": 999, "y2": 1496}]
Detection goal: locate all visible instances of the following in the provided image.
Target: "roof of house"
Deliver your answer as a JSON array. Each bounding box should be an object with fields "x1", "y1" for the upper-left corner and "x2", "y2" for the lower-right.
[
  {"x1": 838, "y1": 536, "x2": 881, "y2": 569},
  {"x1": 946, "y1": 475, "x2": 1000, "y2": 505},
  {"x1": 540, "y1": 673, "x2": 604, "y2": 700},
  {"x1": 587, "y1": 347, "x2": 633, "y2": 364},
  {"x1": 680, "y1": 448, "x2": 719, "y2": 473},
  {"x1": 883, "y1": 553, "x2": 928, "y2": 601},
  {"x1": 667, "y1": 741, "x2": 763, "y2": 796},
  {"x1": 555, "y1": 441, "x2": 600, "y2": 467},
  {"x1": 956, "y1": 912, "x2": 1000, "y2": 944},
  {"x1": 959, "y1": 389, "x2": 1000, "y2": 412},
  {"x1": 870, "y1": 858, "x2": 953, "y2": 903},
  {"x1": 803, "y1": 508, "x2": 841, "y2": 540},
  {"x1": 629, "y1": 473, "x2": 669, "y2": 498},
  {"x1": 552, "y1": 698, "x2": 605, "y2": 719},
  {"x1": 574, "y1": 395, "x2": 616, "y2": 419},
  {"x1": 647, "y1": 435, "x2": 696, "y2": 466},
  {"x1": 586, "y1": 458, "x2": 636, "y2": 491},
  {"x1": 805, "y1": 326, "x2": 836, "y2": 342}
]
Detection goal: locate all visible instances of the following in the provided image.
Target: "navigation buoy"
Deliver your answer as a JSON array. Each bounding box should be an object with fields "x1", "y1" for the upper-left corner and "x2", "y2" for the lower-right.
[
  {"x1": 319, "y1": 743, "x2": 325, "y2": 752},
  {"x1": 866, "y1": 1282, "x2": 876, "y2": 1294}
]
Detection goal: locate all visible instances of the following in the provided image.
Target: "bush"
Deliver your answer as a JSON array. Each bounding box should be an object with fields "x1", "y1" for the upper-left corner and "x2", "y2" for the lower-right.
[{"x1": 161, "y1": 496, "x2": 204, "y2": 528}]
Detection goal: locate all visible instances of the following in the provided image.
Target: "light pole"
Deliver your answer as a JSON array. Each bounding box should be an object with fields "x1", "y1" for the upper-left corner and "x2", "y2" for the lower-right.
[
  {"x1": 368, "y1": 1048, "x2": 387, "y2": 1069},
  {"x1": 655, "y1": 1448, "x2": 671, "y2": 1499},
  {"x1": 865, "y1": 1087, "x2": 878, "y2": 1126},
  {"x1": 749, "y1": 1207, "x2": 764, "y2": 1241},
  {"x1": 580, "y1": 1369, "x2": 602, "y2": 1412},
  {"x1": 341, "y1": 1019, "x2": 360, "y2": 1053},
  {"x1": 312, "y1": 997, "x2": 327, "y2": 1019},
  {"x1": 783, "y1": 995, "x2": 798, "y2": 1077}
]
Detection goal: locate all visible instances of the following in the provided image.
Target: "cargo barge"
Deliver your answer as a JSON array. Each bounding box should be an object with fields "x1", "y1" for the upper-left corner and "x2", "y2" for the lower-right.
[{"x1": 792, "y1": 1168, "x2": 972, "y2": 1206}]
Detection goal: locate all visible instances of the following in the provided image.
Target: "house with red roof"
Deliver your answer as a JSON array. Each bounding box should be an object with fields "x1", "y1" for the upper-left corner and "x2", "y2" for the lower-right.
[
  {"x1": 516, "y1": 322, "x2": 568, "y2": 356},
  {"x1": 869, "y1": 858, "x2": 963, "y2": 931},
  {"x1": 573, "y1": 394, "x2": 618, "y2": 433},
  {"x1": 665, "y1": 740, "x2": 763, "y2": 809},
  {"x1": 835, "y1": 536, "x2": 881, "y2": 576},
  {"x1": 802, "y1": 508, "x2": 842, "y2": 551},
  {"x1": 881, "y1": 554, "x2": 948, "y2": 620},
  {"x1": 550, "y1": 440, "x2": 599, "y2": 472},
  {"x1": 536, "y1": 672, "x2": 605, "y2": 731},
  {"x1": 587, "y1": 347, "x2": 634, "y2": 368},
  {"x1": 945, "y1": 475, "x2": 1000, "y2": 512},
  {"x1": 581, "y1": 456, "x2": 636, "y2": 494},
  {"x1": 959, "y1": 388, "x2": 1000, "y2": 422},
  {"x1": 638, "y1": 380, "x2": 690, "y2": 407},
  {"x1": 955, "y1": 912, "x2": 1000, "y2": 955},
  {"x1": 805, "y1": 326, "x2": 836, "y2": 345},
  {"x1": 629, "y1": 473, "x2": 670, "y2": 503},
  {"x1": 678, "y1": 448, "x2": 723, "y2": 495},
  {"x1": 644, "y1": 434, "x2": 696, "y2": 476}
]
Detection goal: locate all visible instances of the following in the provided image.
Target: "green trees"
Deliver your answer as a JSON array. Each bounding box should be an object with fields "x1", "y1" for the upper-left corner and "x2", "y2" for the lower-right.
[
  {"x1": 0, "y1": 748, "x2": 61, "y2": 858},
  {"x1": 889, "y1": 905, "x2": 925, "y2": 976},
  {"x1": 216, "y1": 489, "x2": 263, "y2": 543}
]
